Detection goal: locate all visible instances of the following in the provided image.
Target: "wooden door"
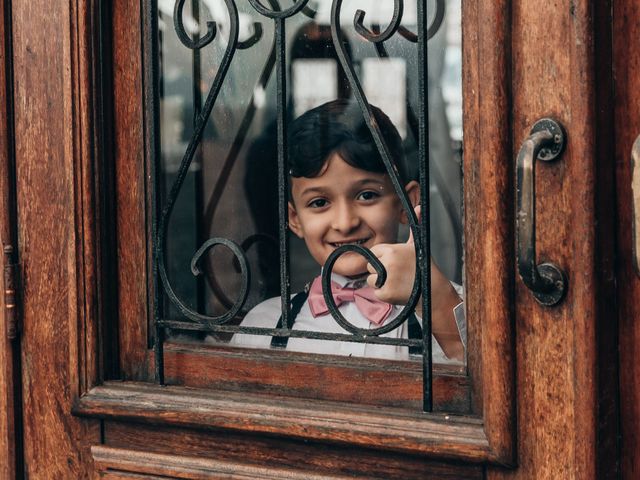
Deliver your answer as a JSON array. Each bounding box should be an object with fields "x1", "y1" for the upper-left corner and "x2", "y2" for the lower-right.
[{"x1": 4, "y1": 0, "x2": 620, "y2": 478}]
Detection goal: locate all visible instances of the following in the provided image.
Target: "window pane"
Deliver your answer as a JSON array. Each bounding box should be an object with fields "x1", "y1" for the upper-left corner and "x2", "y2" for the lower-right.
[{"x1": 155, "y1": 0, "x2": 464, "y2": 365}]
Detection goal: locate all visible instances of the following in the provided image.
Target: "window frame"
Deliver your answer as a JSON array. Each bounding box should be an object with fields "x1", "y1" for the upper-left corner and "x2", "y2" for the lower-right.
[{"x1": 73, "y1": 0, "x2": 517, "y2": 466}]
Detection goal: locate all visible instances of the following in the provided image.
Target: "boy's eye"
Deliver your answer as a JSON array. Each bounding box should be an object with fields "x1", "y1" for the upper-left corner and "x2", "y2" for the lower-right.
[
  {"x1": 357, "y1": 190, "x2": 380, "y2": 201},
  {"x1": 308, "y1": 198, "x2": 328, "y2": 208}
]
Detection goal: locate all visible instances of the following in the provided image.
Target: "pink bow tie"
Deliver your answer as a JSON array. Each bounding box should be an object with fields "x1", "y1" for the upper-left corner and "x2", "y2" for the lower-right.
[{"x1": 307, "y1": 276, "x2": 392, "y2": 325}]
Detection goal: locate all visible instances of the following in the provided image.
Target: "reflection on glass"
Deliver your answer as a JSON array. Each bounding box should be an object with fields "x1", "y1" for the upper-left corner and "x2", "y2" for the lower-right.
[{"x1": 156, "y1": 0, "x2": 464, "y2": 364}]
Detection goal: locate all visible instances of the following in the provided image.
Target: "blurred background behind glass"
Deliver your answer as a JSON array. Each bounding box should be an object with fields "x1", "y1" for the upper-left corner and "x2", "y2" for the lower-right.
[{"x1": 157, "y1": 0, "x2": 463, "y2": 333}]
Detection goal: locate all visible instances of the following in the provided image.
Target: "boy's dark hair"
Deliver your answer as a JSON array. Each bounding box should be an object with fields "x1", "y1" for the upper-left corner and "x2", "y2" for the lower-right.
[{"x1": 287, "y1": 99, "x2": 408, "y2": 183}]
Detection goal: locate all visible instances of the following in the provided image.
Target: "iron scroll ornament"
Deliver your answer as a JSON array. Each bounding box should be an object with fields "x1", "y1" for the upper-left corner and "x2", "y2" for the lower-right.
[
  {"x1": 157, "y1": 0, "x2": 247, "y2": 324},
  {"x1": 354, "y1": 0, "x2": 445, "y2": 44},
  {"x1": 353, "y1": 0, "x2": 404, "y2": 43},
  {"x1": 370, "y1": 0, "x2": 462, "y2": 283},
  {"x1": 515, "y1": 118, "x2": 568, "y2": 306},
  {"x1": 158, "y1": 0, "x2": 446, "y2": 333},
  {"x1": 323, "y1": 0, "x2": 425, "y2": 337}
]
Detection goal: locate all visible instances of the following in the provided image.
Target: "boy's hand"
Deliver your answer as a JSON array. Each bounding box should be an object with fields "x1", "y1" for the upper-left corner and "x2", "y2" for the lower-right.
[
  {"x1": 365, "y1": 234, "x2": 416, "y2": 306},
  {"x1": 365, "y1": 205, "x2": 465, "y2": 361},
  {"x1": 366, "y1": 204, "x2": 420, "y2": 306}
]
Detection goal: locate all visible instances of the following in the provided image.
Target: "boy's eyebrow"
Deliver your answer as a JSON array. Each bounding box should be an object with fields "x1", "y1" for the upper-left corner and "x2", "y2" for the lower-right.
[
  {"x1": 296, "y1": 178, "x2": 388, "y2": 197},
  {"x1": 352, "y1": 178, "x2": 387, "y2": 187}
]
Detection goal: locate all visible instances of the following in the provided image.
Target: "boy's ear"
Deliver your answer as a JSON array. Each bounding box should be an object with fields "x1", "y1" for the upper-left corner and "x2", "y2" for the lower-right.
[
  {"x1": 288, "y1": 201, "x2": 304, "y2": 238},
  {"x1": 400, "y1": 181, "x2": 421, "y2": 224}
]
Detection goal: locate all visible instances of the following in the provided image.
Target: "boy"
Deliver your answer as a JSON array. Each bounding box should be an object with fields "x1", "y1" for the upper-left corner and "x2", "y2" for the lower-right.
[{"x1": 232, "y1": 100, "x2": 465, "y2": 363}]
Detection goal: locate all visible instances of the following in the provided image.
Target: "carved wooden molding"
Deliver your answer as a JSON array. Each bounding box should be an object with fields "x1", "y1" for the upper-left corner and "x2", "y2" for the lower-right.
[
  {"x1": 92, "y1": 445, "x2": 350, "y2": 479},
  {"x1": 76, "y1": 381, "x2": 498, "y2": 463}
]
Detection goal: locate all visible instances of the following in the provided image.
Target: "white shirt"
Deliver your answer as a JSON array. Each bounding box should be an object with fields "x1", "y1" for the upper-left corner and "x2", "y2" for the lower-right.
[{"x1": 230, "y1": 273, "x2": 464, "y2": 364}]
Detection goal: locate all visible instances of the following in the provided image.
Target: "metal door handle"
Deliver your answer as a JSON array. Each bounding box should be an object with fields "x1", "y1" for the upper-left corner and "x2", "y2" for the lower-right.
[
  {"x1": 632, "y1": 134, "x2": 640, "y2": 276},
  {"x1": 516, "y1": 118, "x2": 568, "y2": 306}
]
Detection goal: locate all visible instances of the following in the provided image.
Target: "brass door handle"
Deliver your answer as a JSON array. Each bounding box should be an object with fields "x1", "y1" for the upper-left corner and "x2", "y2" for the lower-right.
[
  {"x1": 516, "y1": 118, "x2": 568, "y2": 306},
  {"x1": 632, "y1": 134, "x2": 640, "y2": 276}
]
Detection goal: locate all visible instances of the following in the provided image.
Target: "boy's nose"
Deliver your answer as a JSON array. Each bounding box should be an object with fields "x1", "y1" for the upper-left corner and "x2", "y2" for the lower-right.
[{"x1": 332, "y1": 202, "x2": 361, "y2": 233}]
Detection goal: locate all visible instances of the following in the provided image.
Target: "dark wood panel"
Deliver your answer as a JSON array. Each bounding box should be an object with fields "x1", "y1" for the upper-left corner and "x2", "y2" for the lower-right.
[
  {"x1": 156, "y1": 342, "x2": 469, "y2": 412},
  {"x1": 614, "y1": 0, "x2": 640, "y2": 478},
  {"x1": 75, "y1": 381, "x2": 492, "y2": 462},
  {"x1": 592, "y1": 1, "x2": 619, "y2": 478},
  {"x1": 101, "y1": 423, "x2": 484, "y2": 480},
  {"x1": 0, "y1": 0, "x2": 21, "y2": 476}
]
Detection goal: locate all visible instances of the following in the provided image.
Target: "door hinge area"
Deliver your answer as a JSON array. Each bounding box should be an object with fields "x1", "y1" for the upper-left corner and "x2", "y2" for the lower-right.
[{"x1": 3, "y1": 245, "x2": 19, "y2": 340}]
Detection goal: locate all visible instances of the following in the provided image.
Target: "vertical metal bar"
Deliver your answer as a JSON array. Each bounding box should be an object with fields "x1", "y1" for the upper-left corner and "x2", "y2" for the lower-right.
[
  {"x1": 192, "y1": 0, "x2": 202, "y2": 114},
  {"x1": 275, "y1": 17, "x2": 291, "y2": 329},
  {"x1": 147, "y1": 0, "x2": 164, "y2": 385},
  {"x1": 191, "y1": 0, "x2": 206, "y2": 314},
  {"x1": 417, "y1": 0, "x2": 433, "y2": 412}
]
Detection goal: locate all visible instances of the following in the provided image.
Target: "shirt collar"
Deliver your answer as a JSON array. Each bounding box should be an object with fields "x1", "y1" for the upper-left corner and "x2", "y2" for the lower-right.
[{"x1": 318, "y1": 268, "x2": 367, "y2": 289}]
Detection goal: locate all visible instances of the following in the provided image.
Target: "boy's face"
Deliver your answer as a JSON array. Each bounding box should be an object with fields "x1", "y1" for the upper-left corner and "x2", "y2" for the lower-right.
[{"x1": 288, "y1": 153, "x2": 419, "y2": 277}]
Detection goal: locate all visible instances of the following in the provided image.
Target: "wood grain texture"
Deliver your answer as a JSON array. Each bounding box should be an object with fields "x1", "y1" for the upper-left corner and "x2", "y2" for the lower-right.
[
  {"x1": 112, "y1": 0, "x2": 150, "y2": 381},
  {"x1": 614, "y1": 0, "x2": 640, "y2": 478},
  {"x1": 462, "y1": 0, "x2": 516, "y2": 465},
  {"x1": 95, "y1": 436, "x2": 483, "y2": 480},
  {"x1": 75, "y1": 381, "x2": 493, "y2": 463},
  {"x1": 487, "y1": 0, "x2": 606, "y2": 478},
  {"x1": 155, "y1": 342, "x2": 470, "y2": 412},
  {"x1": 0, "y1": 0, "x2": 21, "y2": 476},
  {"x1": 93, "y1": 446, "x2": 352, "y2": 480},
  {"x1": 11, "y1": 0, "x2": 101, "y2": 476},
  {"x1": 102, "y1": 421, "x2": 484, "y2": 480},
  {"x1": 71, "y1": 0, "x2": 104, "y2": 395}
]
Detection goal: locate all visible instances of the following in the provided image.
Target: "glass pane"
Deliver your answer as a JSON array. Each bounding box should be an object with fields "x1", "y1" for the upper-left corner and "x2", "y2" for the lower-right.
[{"x1": 155, "y1": 0, "x2": 464, "y2": 365}]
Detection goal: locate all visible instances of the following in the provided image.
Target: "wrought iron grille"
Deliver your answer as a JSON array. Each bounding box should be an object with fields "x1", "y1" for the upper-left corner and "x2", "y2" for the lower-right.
[{"x1": 151, "y1": 0, "x2": 452, "y2": 412}]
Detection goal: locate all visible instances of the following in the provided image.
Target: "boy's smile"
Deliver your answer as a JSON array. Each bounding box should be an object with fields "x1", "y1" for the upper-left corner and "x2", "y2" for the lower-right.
[{"x1": 288, "y1": 153, "x2": 418, "y2": 277}]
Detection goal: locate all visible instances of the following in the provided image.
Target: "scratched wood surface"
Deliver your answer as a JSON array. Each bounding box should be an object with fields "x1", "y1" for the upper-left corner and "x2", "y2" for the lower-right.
[
  {"x1": 156, "y1": 342, "x2": 470, "y2": 411},
  {"x1": 97, "y1": 424, "x2": 484, "y2": 480},
  {"x1": 11, "y1": 0, "x2": 102, "y2": 476},
  {"x1": 614, "y1": 0, "x2": 640, "y2": 478}
]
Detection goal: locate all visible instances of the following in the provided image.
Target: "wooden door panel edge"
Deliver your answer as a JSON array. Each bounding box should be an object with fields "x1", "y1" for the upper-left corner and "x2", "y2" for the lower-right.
[
  {"x1": 101, "y1": 420, "x2": 485, "y2": 480},
  {"x1": 614, "y1": 0, "x2": 640, "y2": 478},
  {"x1": 0, "y1": 0, "x2": 21, "y2": 476},
  {"x1": 92, "y1": 445, "x2": 380, "y2": 480},
  {"x1": 92, "y1": 444, "x2": 484, "y2": 480},
  {"x1": 74, "y1": 381, "x2": 508, "y2": 465},
  {"x1": 462, "y1": 0, "x2": 516, "y2": 464}
]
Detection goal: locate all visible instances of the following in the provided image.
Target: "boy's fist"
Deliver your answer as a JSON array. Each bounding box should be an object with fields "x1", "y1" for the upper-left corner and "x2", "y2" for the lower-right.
[
  {"x1": 366, "y1": 205, "x2": 420, "y2": 305},
  {"x1": 366, "y1": 241, "x2": 416, "y2": 305}
]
